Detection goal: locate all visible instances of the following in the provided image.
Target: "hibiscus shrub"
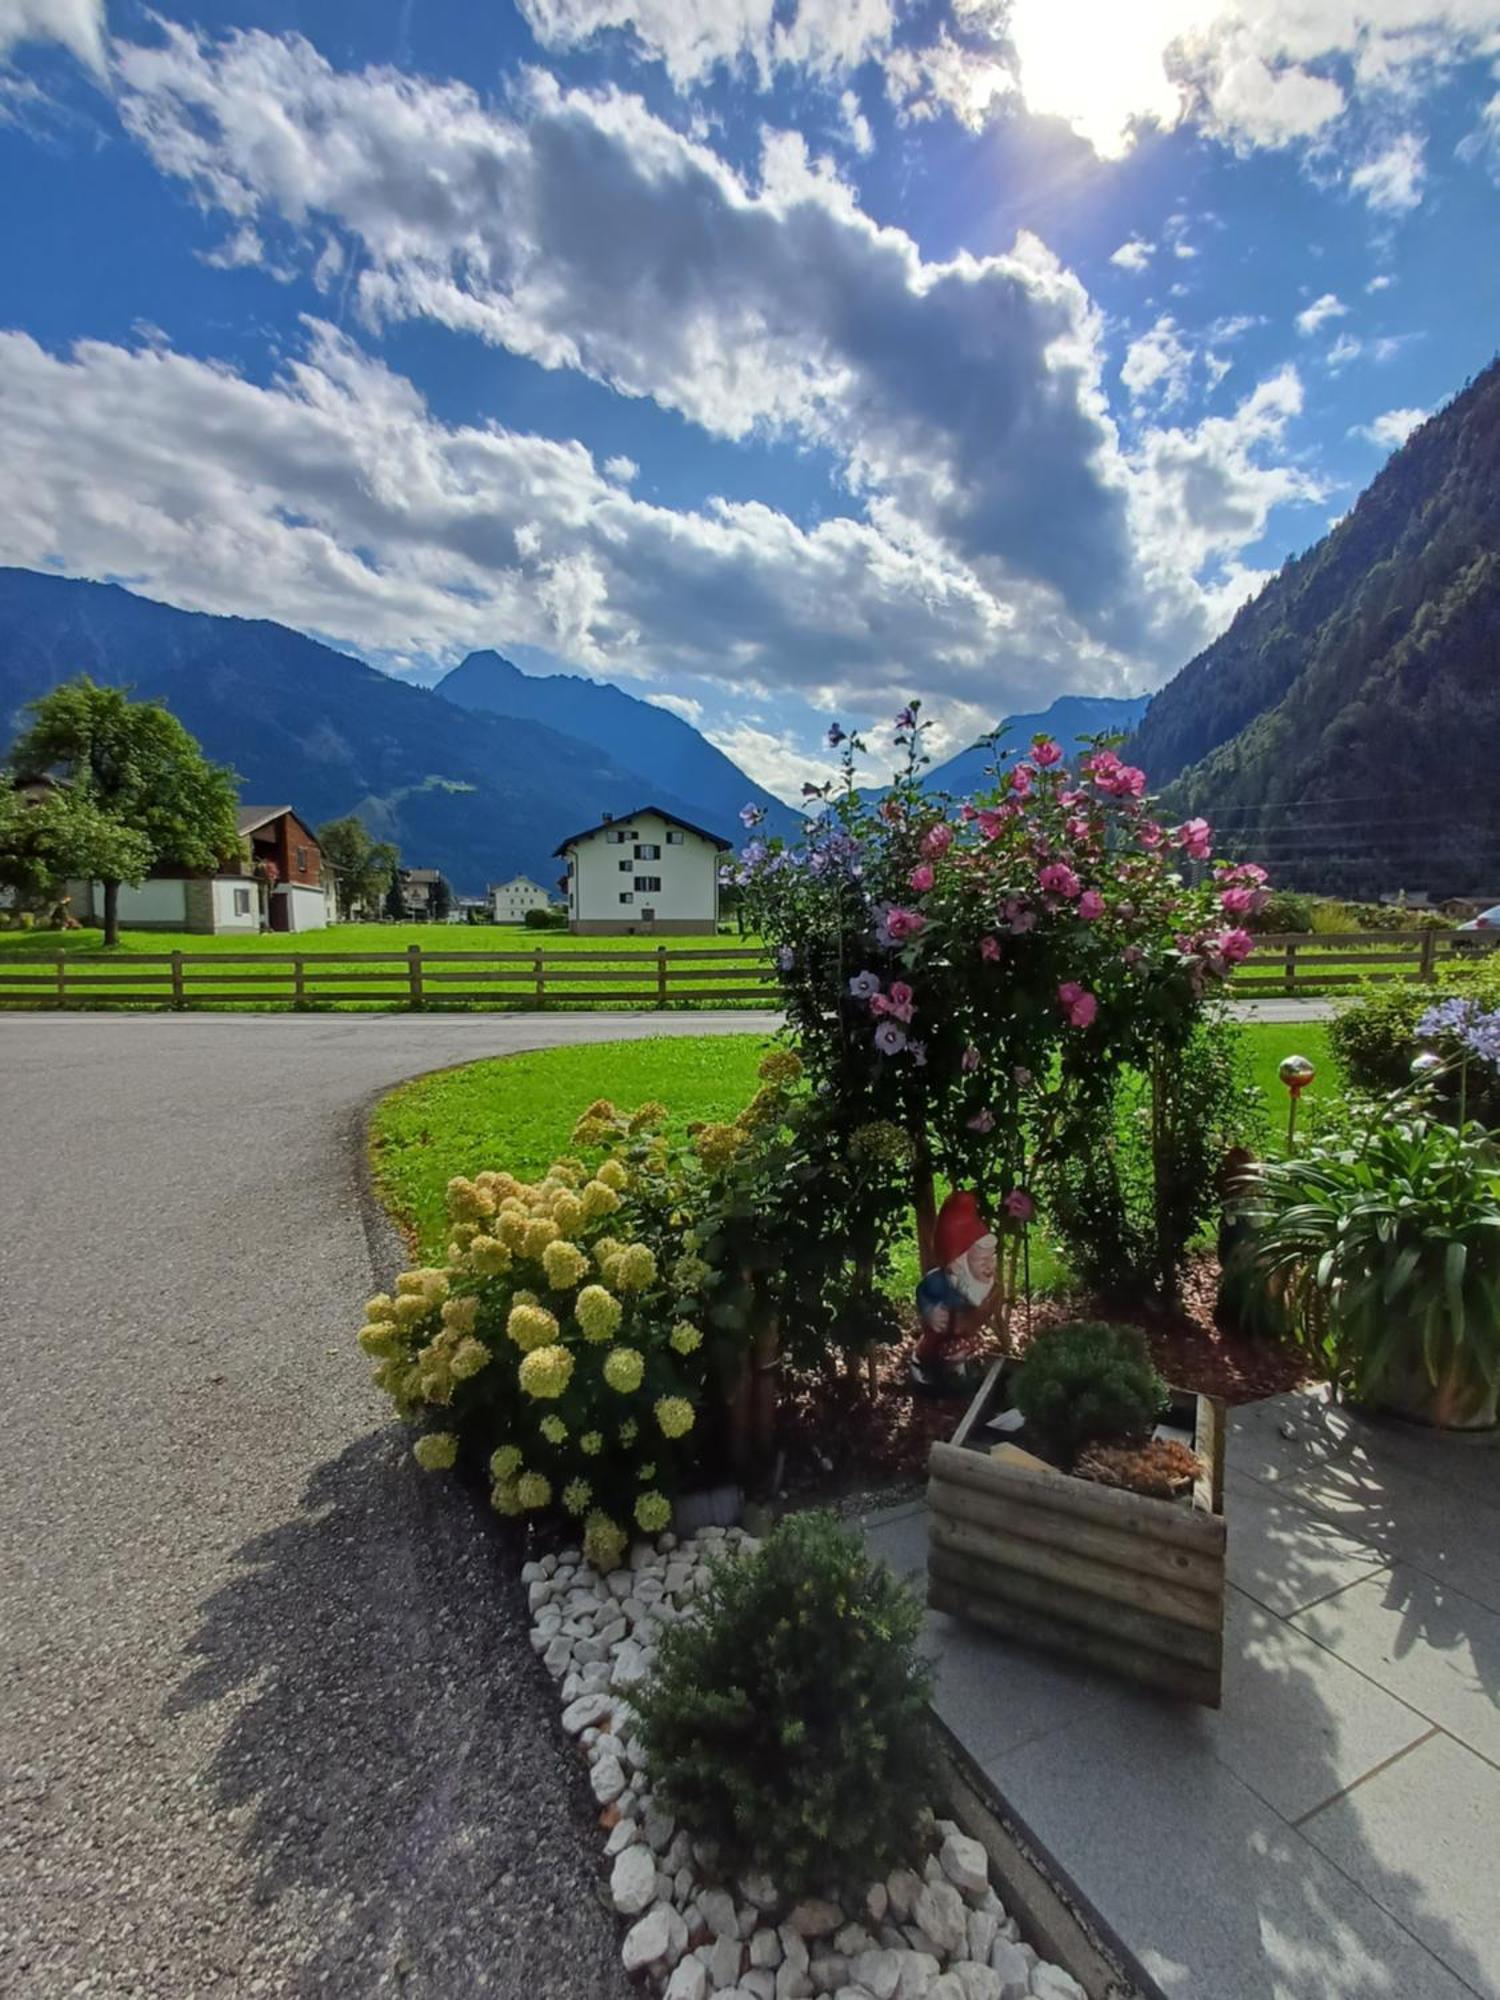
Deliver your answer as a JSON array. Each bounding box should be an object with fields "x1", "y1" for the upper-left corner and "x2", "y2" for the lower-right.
[
  {"x1": 360, "y1": 1100, "x2": 723, "y2": 1570},
  {"x1": 734, "y1": 699, "x2": 1270, "y2": 1298}
]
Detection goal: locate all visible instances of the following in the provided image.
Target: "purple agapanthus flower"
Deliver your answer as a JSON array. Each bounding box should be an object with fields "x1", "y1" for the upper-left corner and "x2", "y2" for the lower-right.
[
  {"x1": 1417, "y1": 998, "x2": 1500, "y2": 1065},
  {"x1": 873, "y1": 1020, "x2": 908, "y2": 1056},
  {"x1": 848, "y1": 970, "x2": 881, "y2": 1000},
  {"x1": 827, "y1": 723, "x2": 847, "y2": 748},
  {"x1": 740, "y1": 840, "x2": 768, "y2": 867},
  {"x1": 894, "y1": 706, "x2": 917, "y2": 731},
  {"x1": 740, "y1": 803, "x2": 766, "y2": 828}
]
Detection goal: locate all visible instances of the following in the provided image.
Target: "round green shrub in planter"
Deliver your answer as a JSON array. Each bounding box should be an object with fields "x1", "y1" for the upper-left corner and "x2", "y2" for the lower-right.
[
  {"x1": 631, "y1": 1511, "x2": 932, "y2": 1896},
  {"x1": 1012, "y1": 1321, "x2": 1168, "y2": 1467}
]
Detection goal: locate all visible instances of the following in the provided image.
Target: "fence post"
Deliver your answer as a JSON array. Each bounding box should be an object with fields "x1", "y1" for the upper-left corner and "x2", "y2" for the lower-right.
[
  {"x1": 407, "y1": 943, "x2": 423, "y2": 1010},
  {"x1": 292, "y1": 954, "x2": 307, "y2": 1009},
  {"x1": 55, "y1": 951, "x2": 67, "y2": 1010},
  {"x1": 1283, "y1": 938, "x2": 1297, "y2": 995},
  {"x1": 656, "y1": 945, "x2": 668, "y2": 1010},
  {"x1": 533, "y1": 949, "x2": 545, "y2": 1008},
  {"x1": 170, "y1": 950, "x2": 185, "y2": 1011},
  {"x1": 1419, "y1": 929, "x2": 1437, "y2": 984}
]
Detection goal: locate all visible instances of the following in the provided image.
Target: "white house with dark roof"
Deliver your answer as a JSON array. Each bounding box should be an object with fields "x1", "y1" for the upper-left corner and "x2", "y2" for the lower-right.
[
  {"x1": 553, "y1": 808, "x2": 731, "y2": 935},
  {"x1": 488, "y1": 874, "x2": 553, "y2": 924}
]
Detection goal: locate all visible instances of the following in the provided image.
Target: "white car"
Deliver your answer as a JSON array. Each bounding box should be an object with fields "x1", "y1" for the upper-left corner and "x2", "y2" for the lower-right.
[{"x1": 1458, "y1": 904, "x2": 1500, "y2": 931}]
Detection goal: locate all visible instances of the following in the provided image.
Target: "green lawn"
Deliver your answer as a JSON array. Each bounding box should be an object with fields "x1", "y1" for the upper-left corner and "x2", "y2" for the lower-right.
[
  {"x1": 370, "y1": 1022, "x2": 1336, "y2": 1285},
  {"x1": 0, "y1": 921, "x2": 761, "y2": 957}
]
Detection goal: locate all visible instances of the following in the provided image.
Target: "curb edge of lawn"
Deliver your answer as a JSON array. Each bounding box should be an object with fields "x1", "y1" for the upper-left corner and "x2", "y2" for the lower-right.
[{"x1": 934, "y1": 1715, "x2": 1164, "y2": 2000}]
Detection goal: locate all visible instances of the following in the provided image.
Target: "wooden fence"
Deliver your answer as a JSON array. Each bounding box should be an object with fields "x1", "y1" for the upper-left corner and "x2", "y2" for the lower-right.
[
  {"x1": 0, "y1": 944, "x2": 778, "y2": 1011},
  {"x1": 1230, "y1": 929, "x2": 1497, "y2": 995},
  {"x1": 0, "y1": 931, "x2": 1493, "y2": 1011}
]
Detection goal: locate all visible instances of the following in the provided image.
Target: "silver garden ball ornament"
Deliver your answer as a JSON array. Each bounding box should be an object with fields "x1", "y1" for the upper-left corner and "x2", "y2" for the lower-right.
[
  {"x1": 1279, "y1": 1054, "x2": 1316, "y2": 1091},
  {"x1": 1410, "y1": 1050, "x2": 1444, "y2": 1081}
]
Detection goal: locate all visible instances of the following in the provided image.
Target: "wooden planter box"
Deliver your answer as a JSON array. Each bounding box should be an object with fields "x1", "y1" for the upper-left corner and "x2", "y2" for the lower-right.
[{"x1": 927, "y1": 1361, "x2": 1228, "y2": 1707}]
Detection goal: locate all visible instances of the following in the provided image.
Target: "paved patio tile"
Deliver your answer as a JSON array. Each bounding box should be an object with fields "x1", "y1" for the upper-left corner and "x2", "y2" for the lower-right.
[
  {"x1": 1204, "y1": 1588, "x2": 1432, "y2": 1822},
  {"x1": 1225, "y1": 1466, "x2": 1390, "y2": 1618},
  {"x1": 985, "y1": 1703, "x2": 1480, "y2": 2000},
  {"x1": 1291, "y1": 1566, "x2": 1500, "y2": 1765},
  {"x1": 1299, "y1": 1731, "x2": 1500, "y2": 1999}
]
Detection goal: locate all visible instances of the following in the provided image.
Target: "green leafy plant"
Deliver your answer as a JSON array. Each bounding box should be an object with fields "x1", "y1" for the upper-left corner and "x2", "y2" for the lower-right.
[
  {"x1": 1250, "y1": 1110, "x2": 1500, "y2": 1425},
  {"x1": 1013, "y1": 1321, "x2": 1167, "y2": 1465},
  {"x1": 632, "y1": 1511, "x2": 932, "y2": 1895}
]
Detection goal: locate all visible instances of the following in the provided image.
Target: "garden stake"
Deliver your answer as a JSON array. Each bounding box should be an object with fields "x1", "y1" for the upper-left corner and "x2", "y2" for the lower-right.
[{"x1": 1278, "y1": 1053, "x2": 1316, "y2": 1147}]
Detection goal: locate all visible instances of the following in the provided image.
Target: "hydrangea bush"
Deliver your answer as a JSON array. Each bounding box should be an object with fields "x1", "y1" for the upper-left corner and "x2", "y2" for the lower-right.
[
  {"x1": 360, "y1": 1102, "x2": 721, "y2": 1570},
  {"x1": 734, "y1": 700, "x2": 1269, "y2": 1297}
]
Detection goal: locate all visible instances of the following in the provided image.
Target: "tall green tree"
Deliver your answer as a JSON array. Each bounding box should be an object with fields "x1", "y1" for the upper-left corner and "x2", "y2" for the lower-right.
[
  {"x1": 7, "y1": 679, "x2": 240, "y2": 945},
  {"x1": 0, "y1": 783, "x2": 153, "y2": 918},
  {"x1": 431, "y1": 873, "x2": 454, "y2": 922},
  {"x1": 316, "y1": 813, "x2": 400, "y2": 922}
]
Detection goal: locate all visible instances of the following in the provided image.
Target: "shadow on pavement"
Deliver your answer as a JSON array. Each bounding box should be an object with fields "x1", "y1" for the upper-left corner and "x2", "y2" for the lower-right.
[{"x1": 168, "y1": 1429, "x2": 629, "y2": 1999}]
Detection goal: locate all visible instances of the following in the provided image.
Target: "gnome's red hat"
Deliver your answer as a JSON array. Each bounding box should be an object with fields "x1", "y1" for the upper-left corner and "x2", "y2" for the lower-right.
[{"x1": 933, "y1": 1189, "x2": 990, "y2": 1270}]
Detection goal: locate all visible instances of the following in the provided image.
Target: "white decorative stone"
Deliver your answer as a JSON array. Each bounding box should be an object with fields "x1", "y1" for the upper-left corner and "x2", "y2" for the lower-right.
[
  {"x1": 700, "y1": 1887, "x2": 740, "y2": 1940},
  {"x1": 913, "y1": 1883, "x2": 967, "y2": 1959},
  {"x1": 741, "y1": 1871, "x2": 779, "y2": 1912},
  {"x1": 590, "y1": 1752, "x2": 626, "y2": 1805},
  {"x1": 787, "y1": 1898, "x2": 844, "y2": 1939},
  {"x1": 950, "y1": 1965, "x2": 1002, "y2": 2000},
  {"x1": 923, "y1": 1979, "x2": 965, "y2": 2000},
  {"x1": 886, "y1": 1870, "x2": 922, "y2": 1924},
  {"x1": 866, "y1": 1882, "x2": 889, "y2": 1926},
  {"x1": 966, "y1": 1911, "x2": 999, "y2": 1966},
  {"x1": 1029, "y1": 1969, "x2": 1083, "y2": 2000},
  {"x1": 748, "y1": 1928, "x2": 782, "y2": 1970},
  {"x1": 850, "y1": 1948, "x2": 903, "y2": 1999},
  {"x1": 613, "y1": 1640, "x2": 651, "y2": 1689},
  {"x1": 605, "y1": 1817, "x2": 638, "y2": 1856},
  {"x1": 644, "y1": 1803, "x2": 676, "y2": 1853},
  {"x1": 562, "y1": 1692, "x2": 614, "y2": 1735},
  {"x1": 741, "y1": 1972, "x2": 776, "y2": 2000},
  {"x1": 809, "y1": 1953, "x2": 849, "y2": 1990},
  {"x1": 836, "y1": 1923, "x2": 876, "y2": 1956},
  {"x1": 939, "y1": 1835, "x2": 989, "y2": 1901},
  {"x1": 622, "y1": 1902, "x2": 688, "y2": 1974},
  {"x1": 665, "y1": 1953, "x2": 710, "y2": 2000},
  {"x1": 774, "y1": 1963, "x2": 813, "y2": 2000},
  {"x1": 893, "y1": 1951, "x2": 941, "y2": 2000},
  {"x1": 707, "y1": 1934, "x2": 744, "y2": 1988},
  {"x1": 986, "y1": 1942, "x2": 1029, "y2": 2000},
  {"x1": 544, "y1": 1635, "x2": 573, "y2": 1675},
  {"x1": 612, "y1": 1843, "x2": 658, "y2": 1917}
]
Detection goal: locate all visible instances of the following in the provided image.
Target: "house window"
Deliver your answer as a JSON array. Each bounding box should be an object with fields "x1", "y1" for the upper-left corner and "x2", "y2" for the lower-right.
[
  {"x1": 666, "y1": 829, "x2": 685, "y2": 845},
  {"x1": 619, "y1": 892, "x2": 634, "y2": 905},
  {"x1": 607, "y1": 829, "x2": 627, "y2": 843},
  {"x1": 635, "y1": 876, "x2": 661, "y2": 892},
  {"x1": 619, "y1": 858, "x2": 633, "y2": 872},
  {"x1": 295, "y1": 845, "x2": 307, "y2": 872},
  {"x1": 233, "y1": 887, "x2": 252, "y2": 916},
  {"x1": 635, "y1": 842, "x2": 661, "y2": 860}
]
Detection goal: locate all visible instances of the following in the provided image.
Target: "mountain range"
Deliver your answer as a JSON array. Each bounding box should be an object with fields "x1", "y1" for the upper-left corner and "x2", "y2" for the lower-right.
[{"x1": 1130, "y1": 355, "x2": 1500, "y2": 899}]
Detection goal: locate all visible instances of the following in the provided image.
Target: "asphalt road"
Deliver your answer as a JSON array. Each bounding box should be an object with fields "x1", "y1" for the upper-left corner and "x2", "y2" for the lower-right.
[{"x1": 0, "y1": 1011, "x2": 774, "y2": 2000}]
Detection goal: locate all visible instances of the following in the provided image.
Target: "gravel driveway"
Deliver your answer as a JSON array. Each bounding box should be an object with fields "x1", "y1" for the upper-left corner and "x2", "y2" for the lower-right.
[{"x1": 0, "y1": 1011, "x2": 773, "y2": 1999}]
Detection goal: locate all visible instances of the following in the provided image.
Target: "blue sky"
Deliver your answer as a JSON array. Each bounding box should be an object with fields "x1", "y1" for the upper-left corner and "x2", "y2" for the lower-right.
[{"x1": 1, "y1": 0, "x2": 1498, "y2": 797}]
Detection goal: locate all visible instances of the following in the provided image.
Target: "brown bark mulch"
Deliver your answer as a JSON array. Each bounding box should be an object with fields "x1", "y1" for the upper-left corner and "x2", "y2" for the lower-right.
[{"x1": 778, "y1": 1254, "x2": 1317, "y2": 1496}]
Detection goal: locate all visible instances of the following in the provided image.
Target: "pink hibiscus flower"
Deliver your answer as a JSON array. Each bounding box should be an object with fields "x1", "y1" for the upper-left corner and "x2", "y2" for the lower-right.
[
  {"x1": 909, "y1": 862, "x2": 935, "y2": 893},
  {"x1": 1039, "y1": 862, "x2": 1081, "y2": 899},
  {"x1": 979, "y1": 935, "x2": 1002, "y2": 961},
  {"x1": 921, "y1": 823, "x2": 954, "y2": 858},
  {"x1": 1077, "y1": 889, "x2": 1105, "y2": 920},
  {"x1": 1032, "y1": 739, "x2": 1063, "y2": 768},
  {"x1": 1004, "y1": 1188, "x2": 1036, "y2": 1223}
]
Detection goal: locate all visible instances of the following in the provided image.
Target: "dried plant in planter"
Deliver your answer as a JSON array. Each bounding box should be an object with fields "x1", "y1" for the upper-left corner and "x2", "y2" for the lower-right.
[{"x1": 1073, "y1": 1437, "x2": 1202, "y2": 1499}]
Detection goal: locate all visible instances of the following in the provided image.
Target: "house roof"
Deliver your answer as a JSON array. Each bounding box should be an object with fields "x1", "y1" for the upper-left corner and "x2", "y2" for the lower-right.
[
  {"x1": 236, "y1": 804, "x2": 295, "y2": 836},
  {"x1": 489, "y1": 875, "x2": 549, "y2": 892},
  {"x1": 552, "y1": 807, "x2": 733, "y2": 857},
  {"x1": 403, "y1": 867, "x2": 443, "y2": 884}
]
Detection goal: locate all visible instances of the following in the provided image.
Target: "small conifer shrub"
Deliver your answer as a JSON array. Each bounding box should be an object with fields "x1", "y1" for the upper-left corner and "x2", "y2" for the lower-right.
[
  {"x1": 632, "y1": 1511, "x2": 932, "y2": 1895},
  {"x1": 1013, "y1": 1321, "x2": 1167, "y2": 1467}
]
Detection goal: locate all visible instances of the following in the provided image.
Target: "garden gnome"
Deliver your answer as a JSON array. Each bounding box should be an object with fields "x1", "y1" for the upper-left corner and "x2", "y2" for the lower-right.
[{"x1": 910, "y1": 1190, "x2": 997, "y2": 1394}]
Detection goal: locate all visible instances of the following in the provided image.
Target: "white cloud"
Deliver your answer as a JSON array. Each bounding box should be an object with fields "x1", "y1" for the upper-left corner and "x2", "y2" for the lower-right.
[
  {"x1": 1295, "y1": 290, "x2": 1346, "y2": 335},
  {"x1": 648, "y1": 691, "x2": 703, "y2": 724},
  {"x1": 1354, "y1": 404, "x2": 1427, "y2": 446},
  {"x1": 603, "y1": 454, "x2": 638, "y2": 482},
  {"x1": 1120, "y1": 316, "x2": 1194, "y2": 410},
  {"x1": 1109, "y1": 236, "x2": 1155, "y2": 271},
  {"x1": 1326, "y1": 330, "x2": 1363, "y2": 366},
  {"x1": 0, "y1": 0, "x2": 106, "y2": 73},
  {"x1": 1367, "y1": 271, "x2": 1396, "y2": 290},
  {"x1": 883, "y1": 28, "x2": 1015, "y2": 131},
  {"x1": 513, "y1": 0, "x2": 892, "y2": 91},
  {"x1": 704, "y1": 719, "x2": 840, "y2": 802},
  {"x1": 838, "y1": 86, "x2": 873, "y2": 154},
  {"x1": 1349, "y1": 130, "x2": 1426, "y2": 210}
]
